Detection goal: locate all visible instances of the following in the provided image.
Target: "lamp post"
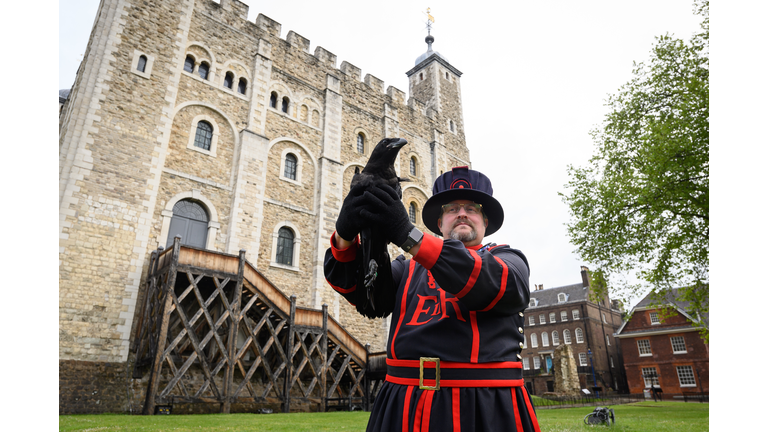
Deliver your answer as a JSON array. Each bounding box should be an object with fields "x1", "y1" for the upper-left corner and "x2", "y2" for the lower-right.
[{"x1": 588, "y1": 348, "x2": 598, "y2": 398}]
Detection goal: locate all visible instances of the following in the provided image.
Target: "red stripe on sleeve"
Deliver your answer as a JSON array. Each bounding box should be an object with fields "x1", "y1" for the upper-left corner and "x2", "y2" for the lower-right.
[
  {"x1": 452, "y1": 388, "x2": 461, "y2": 432},
  {"x1": 480, "y1": 256, "x2": 508, "y2": 311},
  {"x1": 403, "y1": 386, "x2": 414, "y2": 432},
  {"x1": 413, "y1": 391, "x2": 428, "y2": 432},
  {"x1": 511, "y1": 388, "x2": 523, "y2": 432},
  {"x1": 412, "y1": 234, "x2": 442, "y2": 269},
  {"x1": 470, "y1": 311, "x2": 479, "y2": 363},
  {"x1": 391, "y1": 260, "x2": 416, "y2": 360},
  {"x1": 421, "y1": 391, "x2": 435, "y2": 432},
  {"x1": 326, "y1": 280, "x2": 356, "y2": 294},
  {"x1": 522, "y1": 388, "x2": 542, "y2": 432},
  {"x1": 455, "y1": 249, "x2": 482, "y2": 299},
  {"x1": 330, "y1": 231, "x2": 359, "y2": 262}
]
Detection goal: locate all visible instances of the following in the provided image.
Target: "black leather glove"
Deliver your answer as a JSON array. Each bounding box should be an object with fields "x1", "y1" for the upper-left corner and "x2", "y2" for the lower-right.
[
  {"x1": 336, "y1": 183, "x2": 374, "y2": 241},
  {"x1": 359, "y1": 184, "x2": 415, "y2": 247}
]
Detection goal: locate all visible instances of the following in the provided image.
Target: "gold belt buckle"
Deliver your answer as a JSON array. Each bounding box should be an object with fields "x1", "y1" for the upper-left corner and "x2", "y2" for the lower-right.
[{"x1": 419, "y1": 357, "x2": 440, "y2": 390}]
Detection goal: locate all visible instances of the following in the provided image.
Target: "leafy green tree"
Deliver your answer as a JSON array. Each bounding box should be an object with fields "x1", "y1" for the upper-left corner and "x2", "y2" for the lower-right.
[{"x1": 561, "y1": 1, "x2": 708, "y2": 339}]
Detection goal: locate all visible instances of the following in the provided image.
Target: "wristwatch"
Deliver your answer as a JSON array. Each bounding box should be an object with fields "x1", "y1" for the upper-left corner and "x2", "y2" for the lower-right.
[{"x1": 400, "y1": 227, "x2": 424, "y2": 253}]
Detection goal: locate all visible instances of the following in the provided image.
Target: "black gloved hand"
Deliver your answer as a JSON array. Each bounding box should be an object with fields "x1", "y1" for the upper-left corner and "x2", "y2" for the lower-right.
[
  {"x1": 336, "y1": 183, "x2": 374, "y2": 241},
  {"x1": 359, "y1": 184, "x2": 415, "y2": 247}
]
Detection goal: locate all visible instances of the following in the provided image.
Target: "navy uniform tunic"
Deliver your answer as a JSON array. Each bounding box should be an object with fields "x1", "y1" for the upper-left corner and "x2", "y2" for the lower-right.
[{"x1": 324, "y1": 233, "x2": 541, "y2": 432}]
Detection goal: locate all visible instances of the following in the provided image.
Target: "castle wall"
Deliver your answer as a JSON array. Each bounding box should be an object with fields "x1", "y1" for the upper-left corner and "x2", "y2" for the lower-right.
[{"x1": 60, "y1": 0, "x2": 470, "y2": 413}]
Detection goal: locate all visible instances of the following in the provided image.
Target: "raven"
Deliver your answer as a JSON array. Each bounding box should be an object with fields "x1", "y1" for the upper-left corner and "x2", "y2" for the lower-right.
[{"x1": 350, "y1": 137, "x2": 408, "y2": 318}]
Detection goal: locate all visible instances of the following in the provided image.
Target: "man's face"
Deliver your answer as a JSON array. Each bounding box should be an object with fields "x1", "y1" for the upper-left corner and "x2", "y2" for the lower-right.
[{"x1": 437, "y1": 199, "x2": 487, "y2": 247}]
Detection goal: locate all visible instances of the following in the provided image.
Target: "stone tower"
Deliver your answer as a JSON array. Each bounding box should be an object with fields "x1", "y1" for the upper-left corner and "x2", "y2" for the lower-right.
[{"x1": 59, "y1": 0, "x2": 471, "y2": 413}]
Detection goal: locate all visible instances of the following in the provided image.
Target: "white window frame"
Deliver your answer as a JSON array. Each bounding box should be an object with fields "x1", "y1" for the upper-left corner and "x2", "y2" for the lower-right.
[
  {"x1": 530, "y1": 333, "x2": 538, "y2": 348},
  {"x1": 279, "y1": 149, "x2": 303, "y2": 185},
  {"x1": 269, "y1": 222, "x2": 302, "y2": 272},
  {"x1": 549, "y1": 312, "x2": 556, "y2": 323},
  {"x1": 572, "y1": 309, "x2": 580, "y2": 320},
  {"x1": 676, "y1": 365, "x2": 697, "y2": 387},
  {"x1": 523, "y1": 357, "x2": 530, "y2": 370},
  {"x1": 539, "y1": 314, "x2": 546, "y2": 325},
  {"x1": 130, "y1": 50, "x2": 155, "y2": 79},
  {"x1": 552, "y1": 331, "x2": 559, "y2": 345},
  {"x1": 575, "y1": 328, "x2": 584, "y2": 343},
  {"x1": 610, "y1": 356, "x2": 614, "y2": 368},
  {"x1": 637, "y1": 339, "x2": 652, "y2": 356},
  {"x1": 541, "y1": 332, "x2": 549, "y2": 347},
  {"x1": 578, "y1": 353, "x2": 588, "y2": 366},
  {"x1": 563, "y1": 329, "x2": 572, "y2": 344},
  {"x1": 650, "y1": 311, "x2": 661, "y2": 325},
  {"x1": 602, "y1": 312, "x2": 607, "y2": 323},
  {"x1": 529, "y1": 298, "x2": 537, "y2": 307},
  {"x1": 606, "y1": 334, "x2": 611, "y2": 346},
  {"x1": 528, "y1": 316, "x2": 535, "y2": 326},
  {"x1": 187, "y1": 115, "x2": 220, "y2": 157},
  {"x1": 642, "y1": 367, "x2": 659, "y2": 388},
  {"x1": 522, "y1": 335, "x2": 527, "y2": 348},
  {"x1": 670, "y1": 336, "x2": 687, "y2": 354},
  {"x1": 557, "y1": 293, "x2": 566, "y2": 303},
  {"x1": 561, "y1": 311, "x2": 567, "y2": 321},
  {"x1": 533, "y1": 356, "x2": 541, "y2": 370}
]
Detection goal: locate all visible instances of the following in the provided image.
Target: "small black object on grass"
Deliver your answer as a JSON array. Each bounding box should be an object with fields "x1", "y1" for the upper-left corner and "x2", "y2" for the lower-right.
[{"x1": 583, "y1": 406, "x2": 615, "y2": 426}]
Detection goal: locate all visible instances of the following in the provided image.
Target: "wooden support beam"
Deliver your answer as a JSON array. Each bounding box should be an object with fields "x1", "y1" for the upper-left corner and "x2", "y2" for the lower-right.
[
  {"x1": 322, "y1": 304, "x2": 328, "y2": 412},
  {"x1": 222, "y1": 249, "x2": 246, "y2": 413},
  {"x1": 283, "y1": 295, "x2": 296, "y2": 413}
]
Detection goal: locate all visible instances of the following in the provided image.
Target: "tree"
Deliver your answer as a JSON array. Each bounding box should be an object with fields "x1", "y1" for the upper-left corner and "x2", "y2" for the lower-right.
[{"x1": 561, "y1": 1, "x2": 708, "y2": 340}]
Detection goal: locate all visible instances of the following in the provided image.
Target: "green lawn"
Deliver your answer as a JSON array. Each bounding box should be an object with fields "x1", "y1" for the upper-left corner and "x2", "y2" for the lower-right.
[{"x1": 60, "y1": 401, "x2": 708, "y2": 431}]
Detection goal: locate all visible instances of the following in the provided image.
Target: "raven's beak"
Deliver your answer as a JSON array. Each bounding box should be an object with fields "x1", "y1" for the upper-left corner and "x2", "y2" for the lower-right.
[{"x1": 386, "y1": 138, "x2": 408, "y2": 149}]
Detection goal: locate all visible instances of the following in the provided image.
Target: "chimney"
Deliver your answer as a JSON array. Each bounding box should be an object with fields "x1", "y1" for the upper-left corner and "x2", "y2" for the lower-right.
[{"x1": 580, "y1": 266, "x2": 590, "y2": 288}]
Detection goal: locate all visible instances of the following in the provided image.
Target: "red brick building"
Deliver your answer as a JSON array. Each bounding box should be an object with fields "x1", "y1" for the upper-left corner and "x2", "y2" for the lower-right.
[
  {"x1": 521, "y1": 267, "x2": 628, "y2": 395},
  {"x1": 615, "y1": 288, "x2": 708, "y2": 398}
]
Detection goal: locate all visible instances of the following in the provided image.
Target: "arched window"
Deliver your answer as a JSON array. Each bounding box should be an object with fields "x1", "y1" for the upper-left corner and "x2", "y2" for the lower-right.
[
  {"x1": 522, "y1": 335, "x2": 527, "y2": 349},
  {"x1": 276, "y1": 227, "x2": 294, "y2": 266},
  {"x1": 237, "y1": 78, "x2": 247, "y2": 94},
  {"x1": 224, "y1": 72, "x2": 234, "y2": 89},
  {"x1": 563, "y1": 329, "x2": 572, "y2": 344},
  {"x1": 270, "y1": 92, "x2": 278, "y2": 108},
  {"x1": 410, "y1": 157, "x2": 417, "y2": 176},
  {"x1": 284, "y1": 153, "x2": 297, "y2": 180},
  {"x1": 552, "y1": 331, "x2": 560, "y2": 345},
  {"x1": 184, "y1": 55, "x2": 195, "y2": 73},
  {"x1": 194, "y1": 121, "x2": 213, "y2": 150},
  {"x1": 300, "y1": 105, "x2": 308, "y2": 122},
  {"x1": 541, "y1": 332, "x2": 549, "y2": 347},
  {"x1": 606, "y1": 335, "x2": 611, "y2": 346},
  {"x1": 530, "y1": 333, "x2": 538, "y2": 348},
  {"x1": 419, "y1": 72, "x2": 423, "y2": 81},
  {"x1": 281, "y1": 96, "x2": 289, "y2": 113},
  {"x1": 575, "y1": 328, "x2": 584, "y2": 343},
  {"x1": 166, "y1": 200, "x2": 208, "y2": 248},
  {"x1": 354, "y1": 166, "x2": 360, "y2": 174},
  {"x1": 311, "y1": 109, "x2": 320, "y2": 127},
  {"x1": 558, "y1": 293, "x2": 567, "y2": 302},
  {"x1": 408, "y1": 203, "x2": 417, "y2": 224},
  {"x1": 445, "y1": 71, "x2": 449, "y2": 79},
  {"x1": 137, "y1": 55, "x2": 147, "y2": 73},
  {"x1": 198, "y1": 62, "x2": 210, "y2": 80},
  {"x1": 449, "y1": 120, "x2": 455, "y2": 132},
  {"x1": 357, "y1": 133, "x2": 365, "y2": 154}
]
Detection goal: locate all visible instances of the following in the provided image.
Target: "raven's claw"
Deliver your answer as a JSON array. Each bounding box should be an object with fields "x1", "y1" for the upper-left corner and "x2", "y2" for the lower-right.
[{"x1": 365, "y1": 259, "x2": 378, "y2": 310}]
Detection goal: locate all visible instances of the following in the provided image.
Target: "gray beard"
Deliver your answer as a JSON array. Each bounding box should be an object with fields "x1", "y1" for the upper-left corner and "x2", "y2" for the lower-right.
[{"x1": 450, "y1": 227, "x2": 477, "y2": 243}]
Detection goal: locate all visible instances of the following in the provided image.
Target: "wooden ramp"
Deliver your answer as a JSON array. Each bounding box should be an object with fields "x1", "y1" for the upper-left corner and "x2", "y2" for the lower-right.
[{"x1": 132, "y1": 236, "x2": 386, "y2": 414}]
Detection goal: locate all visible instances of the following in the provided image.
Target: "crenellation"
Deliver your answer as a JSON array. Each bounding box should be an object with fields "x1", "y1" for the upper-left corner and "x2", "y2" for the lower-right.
[
  {"x1": 286, "y1": 30, "x2": 310, "y2": 52},
  {"x1": 364, "y1": 73, "x2": 384, "y2": 94},
  {"x1": 339, "y1": 61, "x2": 361, "y2": 81},
  {"x1": 313, "y1": 46, "x2": 337, "y2": 68},
  {"x1": 255, "y1": 13, "x2": 281, "y2": 37},
  {"x1": 387, "y1": 86, "x2": 406, "y2": 106}
]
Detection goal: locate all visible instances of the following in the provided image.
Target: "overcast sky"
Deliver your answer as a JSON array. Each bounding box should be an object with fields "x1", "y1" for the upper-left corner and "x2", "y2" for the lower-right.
[{"x1": 59, "y1": 0, "x2": 706, "y2": 308}]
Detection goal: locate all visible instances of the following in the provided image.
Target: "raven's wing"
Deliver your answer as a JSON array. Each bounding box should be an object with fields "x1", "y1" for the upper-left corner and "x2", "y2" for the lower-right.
[{"x1": 355, "y1": 226, "x2": 396, "y2": 319}]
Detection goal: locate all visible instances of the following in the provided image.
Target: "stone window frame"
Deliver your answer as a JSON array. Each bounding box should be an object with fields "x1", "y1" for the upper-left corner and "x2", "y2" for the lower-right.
[
  {"x1": 130, "y1": 50, "x2": 154, "y2": 79},
  {"x1": 637, "y1": 339, "x2": 652, "y2": 356},
  {"x1": 182, "y1": 43, "x2": 218, "y2": 84},
  {"x1": 575, "y1": 328, "x2": 584, "y2": 343},
  {"x1": 676, "y1": 365, "x2": 697, "y2": 387},
  {"x1": 448, "y1": 119, "x2": 456, "y2": 134},
  {"x1": 408, "y1": 153, "x2": 423, "y2": 178},
  {"x1": 279, "y1": 148, "x2": 303, "y2": 186},
  {"x1": 269, "y1": 221, "x2": 302, "y2": 272},
  {"x1": 218, "y1": 60, "x2": 251, "y2": 99},
  {"x1": 670, "y1": 335, "x2": 687, "y2": 354},
  {"x1": 187, "y1": 115, "x2": 220, "y2": 157},
  {"x1": 353, "y1": 128, "x2": 370, "y2": 155},
  {"x1": 158, "y1": 190, "x2": 221, "y2": 250},
  {"x1": 549, "y1": 312, "x2": 556, "y2": 323},
  {"x1": 560, "y1": 311, "x2": 568, "y2": 321},
  {"x1": 223, "y1": 71, "x2": 235, "y2": 90},
  {"x1": 408, "y1": 201, "x2": 419, "y2": 224}
]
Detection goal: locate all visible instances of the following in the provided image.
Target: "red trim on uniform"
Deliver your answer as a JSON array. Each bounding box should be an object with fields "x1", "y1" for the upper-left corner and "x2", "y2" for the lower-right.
[
  {"x1": 480, "y1": 256, "x2": 508, "y2": 312},
  {"x1": 522, "y1": 388, "x2": 542, "y2": 432},
  {"x1": 386, "y1": 359, "x2": 522, "y2": 369},
  {"x1": 386, "y1": 375, "x2": 525, "y2": 388},
  {"x1": 412, "y1": 234, "x2": 443, "y2": 269},
  {"x1": 470, "y1": 311, "x2": 479, "y2": 363},
  {"x1": 452, "y1": 388, "x2": 461, "y2": 432},
  {"x1": 403, "y1": 386, "x2": 414, "y2": 432},
  {"x1": 511, "y1": 388, "x2": 523, "y2": 432},
  {"x1": 327, "y1": 280, "x2": 356, "y2": 294},
  {"x1": 455, "y1": 249, "x2": 482, "y2": 299},
  {"x1": 413, "y1": 390, "x2": 428, "y2": 432},
  {"x1": 330, "y1": 231, "x2": 359, "y2": 262},
  {"x1": 487, "y1": 244, "x2": 508, "y2": 251},
  {"x1": 391, "y1": 260, "x2": 416, "y2": 360},
  {"x1": 421, "y1": 391, "x2": 435, "y2": 432},
  {"x1": 467, "y1": 244, "x2": 483, "y2": 250}
]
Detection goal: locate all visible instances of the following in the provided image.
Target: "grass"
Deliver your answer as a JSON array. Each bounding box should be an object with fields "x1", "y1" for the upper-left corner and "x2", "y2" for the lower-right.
[{"x1": 60, "y1": 401, "x2": 708, "y2": 431}]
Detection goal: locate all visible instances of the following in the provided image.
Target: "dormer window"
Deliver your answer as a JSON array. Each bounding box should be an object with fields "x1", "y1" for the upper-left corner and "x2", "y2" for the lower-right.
[
  {"x1": 529, "y1": 298, "x2": 537, "y2": 307},
  {"x1": 557, "y1": 293, "x2": 567, "y2": 303},
  {"x1": 650, "y1": 312, "x2": 660, "y2": 325}
]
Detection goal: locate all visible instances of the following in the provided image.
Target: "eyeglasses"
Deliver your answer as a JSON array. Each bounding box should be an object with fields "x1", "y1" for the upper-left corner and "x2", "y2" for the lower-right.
[{"x1": 441, "y1": 202, "x2": 483, "y2": 215}]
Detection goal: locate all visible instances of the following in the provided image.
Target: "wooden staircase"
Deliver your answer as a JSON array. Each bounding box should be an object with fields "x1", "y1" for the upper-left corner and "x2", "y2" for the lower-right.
[{"x1": 132, "y1": 236, "x2": 387, "y2": 414}]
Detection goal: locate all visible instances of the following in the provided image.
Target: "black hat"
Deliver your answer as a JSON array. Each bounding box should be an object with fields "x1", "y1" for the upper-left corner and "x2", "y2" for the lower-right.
[{"x1": 422, "y1": 166, "x2": 504, "y2": 236}]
